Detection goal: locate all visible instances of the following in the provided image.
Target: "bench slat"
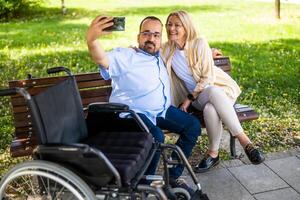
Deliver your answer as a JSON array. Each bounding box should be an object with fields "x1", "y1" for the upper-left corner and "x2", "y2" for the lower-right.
[
  {"x1": 80, "y1": 87, "x2": 112, "y2": 99},
  {"x1": 237, "y1": 111, "x2": 259, "y2": 122},
  {"x1": 82, "y1": 96, "x2": 109, "y2": 106},
  {"x1": 10, "y1": 140, "x2": 36, "y2": 157},
  {"x1": 77, "y1": 80, "x2": 111, "y2": 89},
  {"x1": 9, "y1": 72, "x2": 106, "y2": 87},
  {"x1": 218, "y1": 65, "x2": 231, "y2": 73},
  {"x1": 10, "y1": 87, "x2": 112, "y2": 108}
]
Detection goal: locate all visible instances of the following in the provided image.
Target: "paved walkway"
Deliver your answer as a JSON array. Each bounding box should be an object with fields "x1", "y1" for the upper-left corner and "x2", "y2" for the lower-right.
[{"x1": 184, "y1": 148, "x2": 300, "y2": 200}]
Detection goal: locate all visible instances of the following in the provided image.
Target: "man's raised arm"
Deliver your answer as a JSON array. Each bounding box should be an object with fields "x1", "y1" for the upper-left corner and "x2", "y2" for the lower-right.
[{"x1": 86, "y1": 16, "x2": 114, "y2": 69}]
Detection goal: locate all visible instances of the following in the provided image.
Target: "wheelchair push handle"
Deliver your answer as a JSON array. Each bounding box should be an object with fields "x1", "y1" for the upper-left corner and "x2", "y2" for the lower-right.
[
  {"x1": 0, "y1": 88, "x2": 18, "y2": 97},
  {"x1": 47, "y1": 66, "x2": 73, "y2": 76},
  {"x1": 0, "y1": 87, "x2": 31, "y2": 100}
]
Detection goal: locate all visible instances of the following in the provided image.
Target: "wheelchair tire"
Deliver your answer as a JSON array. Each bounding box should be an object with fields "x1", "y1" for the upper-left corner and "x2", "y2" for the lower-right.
[
  {"x1": 172, "y1": 187, "x2": 191, "y2": 200},
  {"x1": 0, "y1": 160, "x2": 96, "y2": 200}
]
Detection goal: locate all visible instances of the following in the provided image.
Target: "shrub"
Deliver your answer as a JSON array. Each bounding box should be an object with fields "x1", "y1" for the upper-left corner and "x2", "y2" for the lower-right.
[{"x1": 0, "y1": 0, "x2": 44, "y2": 21}]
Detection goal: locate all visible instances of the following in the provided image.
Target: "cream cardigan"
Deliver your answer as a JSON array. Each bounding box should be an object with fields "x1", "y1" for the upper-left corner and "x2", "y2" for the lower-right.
[{"x1": 161, "y1": 37, "x2": 241, "y2": 106}]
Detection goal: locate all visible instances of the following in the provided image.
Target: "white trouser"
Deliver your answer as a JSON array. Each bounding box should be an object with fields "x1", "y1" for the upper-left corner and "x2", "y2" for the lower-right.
[{"x1": 192, "y1": 86, "x2": 244, "y2": 151}]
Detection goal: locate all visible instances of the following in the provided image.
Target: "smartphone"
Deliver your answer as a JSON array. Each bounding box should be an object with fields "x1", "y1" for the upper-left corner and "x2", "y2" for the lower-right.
[{"x1": 104, "y1": 17, "x2": 125, "y2": 31}]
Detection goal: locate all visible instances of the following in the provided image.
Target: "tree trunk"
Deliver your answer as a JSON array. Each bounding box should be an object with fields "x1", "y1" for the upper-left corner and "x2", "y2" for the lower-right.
[
  {"x1": 61, "y1": 0, "x2": 67, "y2": 15},
  {"x1": 275, "y1": 0, "x2": 280, "y2": 19}
]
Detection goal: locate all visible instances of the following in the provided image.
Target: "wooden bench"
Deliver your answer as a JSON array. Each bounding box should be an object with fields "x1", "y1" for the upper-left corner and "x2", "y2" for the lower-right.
[{"x1": 7, "y1": 57, "x2": 259, "y2": 158}]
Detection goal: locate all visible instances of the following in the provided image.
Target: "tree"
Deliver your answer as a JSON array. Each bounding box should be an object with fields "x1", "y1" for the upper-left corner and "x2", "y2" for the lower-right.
[
  {"x1": 0, "y1": 0, "x2": 44, "y2": 20},
  {"x1": 275, "y1": 0, "x2": 280, "y2": 19},
  {"x1": 61, "y1": 0, "x2": 67, "y2": 15}
]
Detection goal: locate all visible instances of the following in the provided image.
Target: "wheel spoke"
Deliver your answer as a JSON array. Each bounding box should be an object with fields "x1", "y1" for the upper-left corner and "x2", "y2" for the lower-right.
[
  {"x1": 38, "y1": 174, "x2": 50, "y2": 197},
  {"x1": 28, "y1": 174, "x2": 38, "y2": 195},
  {"x1": 5, "y1": 183, "x2": 23, "y2": 199},
  {"x1": 20, "y1": 175, "x2": 32, "y2": 196},
  {"x1": 47, "y1": 174, "x2": 51, "y2": 197},
  {"x1": 52, "y1": 179, "x2": 58, "y2": 198},
  {"x1": 54, "y1": 185, "x2": 66, "y2": 200}
]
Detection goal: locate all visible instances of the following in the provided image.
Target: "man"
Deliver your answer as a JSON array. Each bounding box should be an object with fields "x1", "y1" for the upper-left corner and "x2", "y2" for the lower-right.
[{"x1": 86, "y1": 15, "x2": 201, "y2": 192}]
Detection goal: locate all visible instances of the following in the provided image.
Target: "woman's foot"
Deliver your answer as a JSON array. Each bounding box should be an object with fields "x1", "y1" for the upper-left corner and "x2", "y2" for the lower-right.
[
  {"x1": 244, "y1": 143, "x2": 265, "y2": 164},
  {"x1": 194, "y1": 154, "x2": 220, "y2": 173}
]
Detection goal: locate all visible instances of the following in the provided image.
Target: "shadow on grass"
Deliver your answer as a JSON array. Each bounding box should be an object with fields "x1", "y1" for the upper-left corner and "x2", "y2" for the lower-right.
[
  {"x1": 0, "y1": 22, "x2": 89, "y2": 49},
  {"x1": 0, "y1": 49, "x2": 95, "y2": 87},
  {"x1": 0, "y1": 4, "x2": 227, "y2": 48},
  {"x1": 105, "y1": 4, "x2": 229, "y2": 16},
  {"x1": 2, "y1": 4, "x2": 229, "y2": 23}
]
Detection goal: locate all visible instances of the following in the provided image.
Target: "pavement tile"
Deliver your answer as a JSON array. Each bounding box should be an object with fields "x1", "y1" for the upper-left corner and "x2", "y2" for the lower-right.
[
  {"x1": 228, "y1": 164, "x2": 288, "y2": 194},
  {"x1": 265, "y1": 149, "x2": 300, "y2": 161},
  {"x1": 254, "y1": 188, "x2": 300, "y2": 200},
  {"x1": 221, "y1": 159, "x2": 245, "y2": 168},
  {"x1": 264, "y1": 156, "x2": 300, "y2": 193},
  {"x1": 188, "y1": 168, "x2": 254, "y2": 200}
]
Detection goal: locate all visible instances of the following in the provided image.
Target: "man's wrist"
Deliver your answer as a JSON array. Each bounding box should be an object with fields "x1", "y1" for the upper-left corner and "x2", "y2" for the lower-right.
[{"x1": 87, "y1": 39, "x2": 98, "y2": 47}]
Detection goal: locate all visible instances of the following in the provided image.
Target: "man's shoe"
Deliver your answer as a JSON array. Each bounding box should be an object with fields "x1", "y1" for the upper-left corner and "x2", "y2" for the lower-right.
[
  {"x1": 169, "y1": 178, "x2": 195, "y2": 196},
  {"x1": 193, "y1": 155, "x2": 220, "y2": 173},
  {"x1": 191, "y1": 190, "x2": 210, "y2": 200},
  {"x1": 244, "y1": 143, "x2": 265, "y2": 165}
]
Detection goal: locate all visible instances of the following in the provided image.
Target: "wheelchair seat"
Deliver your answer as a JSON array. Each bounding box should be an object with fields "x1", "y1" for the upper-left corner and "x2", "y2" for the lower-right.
[{"x1": 84, "y1": 131, "x2": 153, "y2": 185}]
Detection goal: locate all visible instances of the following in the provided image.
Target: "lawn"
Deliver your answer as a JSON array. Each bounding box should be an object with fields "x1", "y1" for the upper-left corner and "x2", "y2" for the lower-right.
[{"x1": 0, "y1": 0, "x2": 299, "y2": 176}]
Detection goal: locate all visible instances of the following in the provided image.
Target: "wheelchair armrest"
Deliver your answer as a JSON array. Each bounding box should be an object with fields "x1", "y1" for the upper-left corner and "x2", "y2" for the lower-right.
[
  {"x1": 34, "y1": 143, "x2": 90, "y2": 155},
  {"x1": 86, "y1": 102, "x2": 150, "y2": 133},
  {"x1": 88, "y1": 102, "x2": 129, "y2": 113}
]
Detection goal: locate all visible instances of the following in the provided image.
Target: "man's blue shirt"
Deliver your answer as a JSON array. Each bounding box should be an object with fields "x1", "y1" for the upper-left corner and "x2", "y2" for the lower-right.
[{"x1": 99, "y1": 47, "x2": 171, "y2": 125}]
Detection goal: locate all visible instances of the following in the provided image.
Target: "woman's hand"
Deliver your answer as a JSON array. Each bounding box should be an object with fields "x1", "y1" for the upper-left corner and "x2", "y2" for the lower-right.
[
  {"x1": 180, "y1": 99, "x2": 192, "y2": 112},
  {"x1": 211, "y1": 48, "x2": 223, "y2": 58}
]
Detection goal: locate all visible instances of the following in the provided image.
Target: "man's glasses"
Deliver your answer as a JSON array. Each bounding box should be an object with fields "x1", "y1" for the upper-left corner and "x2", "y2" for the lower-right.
[{"x1": 140, "y1": 31, "x2": 161, "y2": 39}]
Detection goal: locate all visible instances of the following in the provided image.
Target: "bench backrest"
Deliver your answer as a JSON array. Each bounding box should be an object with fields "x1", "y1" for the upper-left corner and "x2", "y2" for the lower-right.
[{"x1": 8, "y1": 57, "x2": 232, "y2": 157}]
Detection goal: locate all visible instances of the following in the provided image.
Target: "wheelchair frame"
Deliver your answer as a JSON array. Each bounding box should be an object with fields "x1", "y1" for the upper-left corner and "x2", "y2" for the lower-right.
[{"x1": 0, "y1": 67, "x2": 209, "y2": 200}]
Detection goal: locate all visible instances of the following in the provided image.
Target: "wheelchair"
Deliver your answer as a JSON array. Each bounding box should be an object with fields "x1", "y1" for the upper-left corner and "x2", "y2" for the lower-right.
[{"x1": 0, "y1": 67, "x2": 209, "y2": 200}]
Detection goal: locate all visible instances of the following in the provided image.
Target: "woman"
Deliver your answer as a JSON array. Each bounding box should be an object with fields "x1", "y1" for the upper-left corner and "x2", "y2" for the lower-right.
[{"x1": 161, "y1": 10, "x2": 265, "y2": 173}]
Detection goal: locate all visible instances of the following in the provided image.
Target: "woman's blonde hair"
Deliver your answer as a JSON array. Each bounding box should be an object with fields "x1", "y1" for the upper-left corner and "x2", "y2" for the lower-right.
[
  {"x1": 163, "y1": 10, "x2": 200, "y2": 72},
  {"x1": 166, "y1": 10, "x2": 198, "y2": 43}
]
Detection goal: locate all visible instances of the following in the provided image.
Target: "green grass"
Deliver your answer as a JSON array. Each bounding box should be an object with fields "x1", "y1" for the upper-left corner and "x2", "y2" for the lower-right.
[{"x1": 0, "y1": 0, "x2": 299, "y2": 176}]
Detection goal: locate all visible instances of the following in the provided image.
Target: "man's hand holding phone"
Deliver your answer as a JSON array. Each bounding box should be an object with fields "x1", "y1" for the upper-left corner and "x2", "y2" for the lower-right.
[
  {"x1": 86, "y1": 15, "x2": 126, "y2": 69},
  {"x1": 87, "y1": 15, "x2": 126, "y2": 43},
  {"x1": 86, "y1": 16, "x2": 114, "y2": 43}
]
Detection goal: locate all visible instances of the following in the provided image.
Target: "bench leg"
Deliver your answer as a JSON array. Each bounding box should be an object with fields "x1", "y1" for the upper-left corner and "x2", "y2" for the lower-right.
[{"x1": 229, "y1": 132, "x2": 237, "y2": 159}]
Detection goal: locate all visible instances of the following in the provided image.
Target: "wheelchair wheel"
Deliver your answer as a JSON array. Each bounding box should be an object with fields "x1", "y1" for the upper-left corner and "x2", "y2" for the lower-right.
[
  {"x1": 172, "y1": 187, "x2": 191, "y2": 200},
  {"x1": 0, "y1": 160, "x2": 96, "y2": 200}
]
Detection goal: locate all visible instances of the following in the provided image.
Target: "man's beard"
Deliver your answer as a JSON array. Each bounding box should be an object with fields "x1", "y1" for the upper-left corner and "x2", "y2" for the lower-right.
[{"x1": 140, "y1": 41, "x2": 157, "y2": 55}]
